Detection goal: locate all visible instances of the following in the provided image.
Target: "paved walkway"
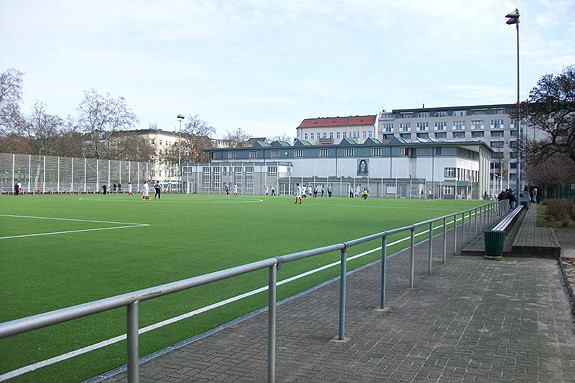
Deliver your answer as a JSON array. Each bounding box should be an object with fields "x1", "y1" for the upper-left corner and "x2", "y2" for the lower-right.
[{"x1": 99, "y1": 207, "x2": 575, "y2": 383}]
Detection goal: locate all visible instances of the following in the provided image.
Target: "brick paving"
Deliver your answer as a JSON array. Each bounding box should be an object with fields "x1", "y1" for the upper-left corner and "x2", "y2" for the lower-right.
[{"x1": 97, "y1": 210, "x2": 575, "y2": 383}]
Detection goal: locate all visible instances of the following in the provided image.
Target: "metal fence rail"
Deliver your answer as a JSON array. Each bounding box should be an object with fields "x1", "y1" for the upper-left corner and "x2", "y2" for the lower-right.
[{"x1": 0, "y1": 201, "x2": 507, "y2": 383}]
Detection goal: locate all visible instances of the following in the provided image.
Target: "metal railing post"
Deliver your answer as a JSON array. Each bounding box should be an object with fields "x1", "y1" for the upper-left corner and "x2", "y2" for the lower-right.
[
  {"x1": 428, "y1": 221, "x2": 433, "y2": 274},
  {"x1": 338, "y1": 247, "x2": 347, "y2": 340},
  {"x1": 461, "y1": 212, "x2": 466, "y2": 249},
  {"x1": 442, "y1": 217, "x2": 447, "y2": 263},
  {"x1": 127, "y1": 301, "x2": 139, "y2": 383},
  {"x1": 453, "y1": 214, "x2": 458, "y2": 255},
  {"x1": 380, "y1": 235, "x2": 387, "y2": 309},
  {"x1": 475, "y1": 208, "x2": 478, "y2": 235},
  {"x1": 268, "y1": 265, "x2": 277, "y2": 383},
  {"x1": 410, "y1": 227, "x2": 415, "y2": 288}
]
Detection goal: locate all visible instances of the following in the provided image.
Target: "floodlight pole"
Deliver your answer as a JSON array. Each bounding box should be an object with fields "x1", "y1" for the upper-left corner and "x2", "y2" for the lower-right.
[
  {"x1": 177, "y1": 114, "x2": 185, "y2": 193},
  {"x1": 506, "y1": 9, "x2": 520, "y2": 194}
]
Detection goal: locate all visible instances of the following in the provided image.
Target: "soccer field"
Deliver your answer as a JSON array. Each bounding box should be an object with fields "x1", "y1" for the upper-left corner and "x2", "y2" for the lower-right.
[{"x1": 0, "y1": 194, "x2": 484, "y2": 382}]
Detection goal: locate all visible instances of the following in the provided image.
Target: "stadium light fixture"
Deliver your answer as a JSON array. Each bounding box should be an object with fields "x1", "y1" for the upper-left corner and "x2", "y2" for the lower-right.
[
  {"x1": 505, "y1": 8, "x2": 521, "y2": 195},
  {"x1": 177, "y1": 114, "x2": 185, "y2": 193}
]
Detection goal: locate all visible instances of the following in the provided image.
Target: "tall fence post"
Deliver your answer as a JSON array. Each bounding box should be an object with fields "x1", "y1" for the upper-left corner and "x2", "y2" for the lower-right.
[
  {"x1": 410, "y1": 227, "x2": 415, "y2": 288},
  {"x1": 453, "y1": 214, "x2": 458, "y2": 255},
  {"x1": 461, "y1": 212, "x2": 466, "y2": 249},
  {"x1": 268, "y1": 264, "x2": 277, "y2": 383},
  {"x1": 380, "y1": 235, "x2": 387, "y2": 310},
  {"x1": 442, "y1": 217, "x2": 447, "y2": 263},
  {"x1": 338, "y1": 247, "x2": 347, "y2": 340},
  {"x1": 428, "y1": 221, "x2": 433, "y2": 274},
  {"x1": 127, "y1": 301, "x2": 139, "y2": 383}
]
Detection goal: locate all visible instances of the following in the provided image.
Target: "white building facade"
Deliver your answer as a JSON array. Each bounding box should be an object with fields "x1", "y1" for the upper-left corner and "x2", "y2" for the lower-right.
[{"x1": 187, "y1": 138, "x2": 492, "y2": 199}]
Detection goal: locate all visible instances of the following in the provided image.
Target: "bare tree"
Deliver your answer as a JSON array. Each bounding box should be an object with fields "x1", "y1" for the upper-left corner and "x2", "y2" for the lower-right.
[
  {"x1": 21, "y1": 102, "x2": 64, "y2": 156},
  {"x1": 223, "y1": 127, "x2": 251, "y2": 148},
  {"x1": 514, "y1": 66, "x2": 575, "y2": 166},
  {"x1": 76, "y1": 89, "x2": 139, "y2": 159},
  {"x1": 163, "y1": 114, "x2": 216, "y2": 163},
  {"x1": 109, "y1": 132, "x2": 153, "y2": 162},
  {"x1": 0, "y1": 68, "x2": 24, "y2": 135}
]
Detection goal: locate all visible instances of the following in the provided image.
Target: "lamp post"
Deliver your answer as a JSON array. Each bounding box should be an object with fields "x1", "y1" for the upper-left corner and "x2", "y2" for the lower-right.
[
  {"x1": 506, "y1": 8, "x2": 520, "y2": 195},
  {"x1": 177, "y1": 114, "x2": 185, "y2": 193}
]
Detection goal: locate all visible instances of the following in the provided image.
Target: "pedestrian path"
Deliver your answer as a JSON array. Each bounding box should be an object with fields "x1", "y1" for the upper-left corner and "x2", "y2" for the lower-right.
[{"x1": 98, "y1": 211, "x2": 575, "y2": 383}]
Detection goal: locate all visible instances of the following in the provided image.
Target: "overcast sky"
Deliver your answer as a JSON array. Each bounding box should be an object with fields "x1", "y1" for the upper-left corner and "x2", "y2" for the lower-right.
[{"x1": 1, "y1": 0, "x2": 574, "y2": 139}]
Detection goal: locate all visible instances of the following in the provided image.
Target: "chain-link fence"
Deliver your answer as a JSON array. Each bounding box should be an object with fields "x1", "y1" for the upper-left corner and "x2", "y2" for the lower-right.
[{"x1": 0, "y1": 153, "x2": 150, "y2": 194}]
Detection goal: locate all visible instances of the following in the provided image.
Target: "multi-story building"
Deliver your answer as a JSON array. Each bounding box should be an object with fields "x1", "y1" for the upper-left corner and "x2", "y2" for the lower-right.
[
  {"x1": 295, "y1": 104, "x2": 522, "y2": 194},
  {"x1": 378, "y1": 104, "x2": 519, "y2": 194},
  {"x1": 193, "y1": 137, "x2": 492, "y2": 199},
  {"x1": 296, "y1": 115, "x2": 378, "y2": 145}
]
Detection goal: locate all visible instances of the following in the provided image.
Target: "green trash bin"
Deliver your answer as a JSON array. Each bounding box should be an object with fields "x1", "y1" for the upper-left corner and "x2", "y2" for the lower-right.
[{"x1": 484, "y1": 230, "x2": 506, "y2": 257}]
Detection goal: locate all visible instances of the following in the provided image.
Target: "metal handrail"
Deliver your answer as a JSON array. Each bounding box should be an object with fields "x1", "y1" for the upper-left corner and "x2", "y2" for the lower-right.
[{"x1": 0, "y1": 200, "x2": 507, "y2": 383}]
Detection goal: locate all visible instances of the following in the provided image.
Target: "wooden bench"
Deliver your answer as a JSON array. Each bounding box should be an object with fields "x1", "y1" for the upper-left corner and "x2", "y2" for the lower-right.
[{"x1": 484, "y1": 205, "x2": 524, "y2": 257}]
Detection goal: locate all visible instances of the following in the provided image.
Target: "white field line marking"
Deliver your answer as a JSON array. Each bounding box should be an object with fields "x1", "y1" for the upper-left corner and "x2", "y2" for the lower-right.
[
  {"x1": 78, "y1": 197, "x2": 264, "y2": 204},
  {"x1": 0, "y1": 217, "x2": 466, "y2": 381},
  {"x1": 0, "y1": 215, "x2": 149, "y2": 240}
]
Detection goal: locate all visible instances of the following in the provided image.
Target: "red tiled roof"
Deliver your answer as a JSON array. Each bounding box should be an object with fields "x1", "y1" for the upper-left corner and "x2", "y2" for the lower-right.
[{"x1": 298, "y1": 115, "x2": 376, "y2": 128}]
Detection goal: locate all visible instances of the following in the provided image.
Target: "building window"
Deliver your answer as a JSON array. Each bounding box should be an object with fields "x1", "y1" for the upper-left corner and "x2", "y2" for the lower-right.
[
  {"x1": 416, "y1": 122, "x2": 428, "y2": 131},
  {"x1": 323, "y1": 132, "x2": 327, "y2": 138},
  {"x1": 271, "y1": 150, "x2": 279, "y2": 158},
  {"x1": 202, "y1": 167, "x2": 211, "y2": 191},
  {"x1": 490, "y1": 119, "x2": 504, "y2": 129},
  {"x1": 453, "y1": 121, "x2": 465, "y2": 130},
  {"x1": 399, "y1": 123, "x2": 411, "y2": 132},
  {"x1": 401, "y1": 113, "x2": 413, "y2": 118},
  {"x1": 453, "y1": 110, "x2": 466, "y2": 116},
  {"x1": 510, "y1": 140, "x2": 518, "y2": 148},
  {"x1": 436, "y1": 111, "x2": 447, "y2": 117},
  {"x1": 434, "y1": 122, "x2": 447, "y2": 131},
  {"x1": 330, "y1": 132, "x2": 334, "y2": 139},
  {"x1": 491, "y1": 131, "x2": 504, "y2": 138},
  {"x1": 267, "y1": 166, "x2": 278, "y2": 176},
  {"x1": 442, "y1": 185, "x2": 455, "y2": 195},
  {"x1": 471, "y1": 120, "x2": 484, "y2": 130},
  {"x1": 471, "y1": 131, "x2": 484, "y2": 138},
  {"x1": 310, "y1": 133, "x2": 314, "y2": 139},
  {"x1": 492, "y1": 108, "x2": 504, "y2": 114},
  {"x1": 400, "y1": 147, "x2": 410, "y2": 156},
  {"x1": 363, "y1": 131, "x2": 367, "y2": 138},
  {"x1": 342, "y1": 132, "x2": 347, "y2": 138},
  {"x1": 336, "y1": 132, "x2": 340, "y2": 139},
  {"x1": 249, "y1": 151, "x2": 257, "y2": 158},
  {"x1": 320, "y1": 149, "x2": 329, "y2": 157},
  {"x1": 295, "y1": 149, "x2": 303, "y2": 158},
  {"x1": 492, "y1": 152, "x2": 504, "y2": 159},
  {"x1": 213, "y1": 167, "x2": 221, "y2": 190},
  {"x1": 435, "y1": 132, "x2": 447, "y2": 139},
  {"x1": 435, "y1": 147, "x2": 442, "y2": 155},
  {"x1": 453, "y1": 132, "x2": 465, "y2": 139},
  {"x1": 382, "y1": 123, "x2": 394, "y2": 132},
  {"x1": 490, "y1": 141, "x2": 504, "y2": 148},
  {"x1": 245, "y1": 167, "x2": 254, "y2": 192},
  {"x1": 372, "y1": 147, "x2": 382, "y2": 156},
  {"x1": 444, "y1": 167, "x2": 456, "y2": 178},
  {"x1": 345, "y1": 148, "x2": 354, "y2": 157},
  {"x1": 304, "y1": 133, "x2": 308, "y2": 140},
  {"x1": 400, "y1": 133, "x2": 411, "y2": 140},
  {"x1": 471, "y1": 109, "x2": 486, "y2": 115},
  {"x1": 230, "y1": 151, "x2": 236, "y2": 159},
  {"x1": 417, "y1": 133, "x2": 429, "y2": 139},
  {"x1": 418, "y1": 112, "x2": 429, "y2": 118},
  {"x1": 368, "y1": 131, "x2": 373, "y2": 138}
]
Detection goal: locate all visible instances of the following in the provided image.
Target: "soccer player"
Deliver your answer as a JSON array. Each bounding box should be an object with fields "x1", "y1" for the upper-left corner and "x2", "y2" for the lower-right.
[
  {"x1": 142, "y1": 181, "x2": 150, "y2": 200},
  {"x1": 127, "y1": 182, "x2": 133, "y2": 196},
  {"x1": 224, "y1": 183, "x2": 229, "y2": 196},
  {"x1": 154, "y1": 181, "x2": 162, "y2": 199},
  {"x1": 265, "y1": 186, "x2": 269, "y2": 196},
  {"x1": 234, "y1": 184, "x2": 238, "y2": 196},
  {"x1": 295, "y1": 183, "x2": 302, "y2": 204}
]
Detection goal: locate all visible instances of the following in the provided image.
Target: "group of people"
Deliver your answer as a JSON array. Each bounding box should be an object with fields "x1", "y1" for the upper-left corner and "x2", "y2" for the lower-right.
[
  {"x1": 497, "y1": 188, "x2": 518, "y2": 208},
  {"x1": 295, "y1": 183, "x2": 335, "y2": 203},
  {"x1": 349, "y1": 185, "x2": 368, "y2": 199},
  {"x1": 101, "y1": 182, "x2": 124, "y2": 194},
  {"x1": 141, "y1": 181, "x2": 162, "y2": 200},
  {"x1": 223, "y1": 183, "x2": 240, "y2": 196}
]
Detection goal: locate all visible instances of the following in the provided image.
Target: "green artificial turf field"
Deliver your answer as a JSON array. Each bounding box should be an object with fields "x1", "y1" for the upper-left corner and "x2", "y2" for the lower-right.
[{"x1": 0, "y1": 194, "x2": 485, "y2": 382}]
